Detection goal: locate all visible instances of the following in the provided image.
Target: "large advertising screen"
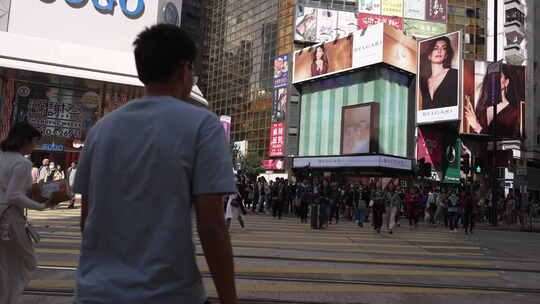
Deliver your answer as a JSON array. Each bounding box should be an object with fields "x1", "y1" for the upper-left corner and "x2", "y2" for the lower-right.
[
  {"x1": 461, "y1": 61, "x2": 526, "y2": 138},
  {"x1": 358, "y1": 13, "x2": 404, "y2": 30},
  {"x1": 381, "y1": 0, "x2": 404, "y2": 17},
  {"x1": 341, "y1": 103, "x2": 380, "y2": 155},
  {"x1": 295, "y1": 6, "x2": 358, "y2": 43},
  {"x1": 293, "y1": 23, "x2": 417, "y2": 84},
  {"x1": 416, "y1": 31, "x2": 461, "y2": 124},
  {"x1": 358, "y1": 0, "x2": 382, "y2": 15}
]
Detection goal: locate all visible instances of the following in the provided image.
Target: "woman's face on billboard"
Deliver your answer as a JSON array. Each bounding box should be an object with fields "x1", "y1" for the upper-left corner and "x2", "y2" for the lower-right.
[
  {"x1": 315, "y1": 47, "x2": 324, "y2": 60},
  {"x1": 428, "y1": 40, "x2": 449, "y2": 64}
]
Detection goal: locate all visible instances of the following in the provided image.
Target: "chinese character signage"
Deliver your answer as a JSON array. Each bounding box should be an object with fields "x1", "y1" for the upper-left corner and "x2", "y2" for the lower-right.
[
  {"x1": 358, "y1": 13, "x2": 404, "y2": 30},
  {"x1": 274, "y1": 55, "x2": 289, "y2": 88},
  {"x1": 404, "y1": 19, "x2": 447, "y2": 39},
  {"x1": 381, "y1": 0, "x2": 403, "y2": 17},
  {"x1": 269, "y1": 122, "x2": 285, "y2": 157}
]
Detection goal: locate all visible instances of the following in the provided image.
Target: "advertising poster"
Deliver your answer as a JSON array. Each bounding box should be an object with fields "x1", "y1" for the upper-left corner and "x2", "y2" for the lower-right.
[
  {"x1": 382, "y1": 24, "x2": 417, "y2": 74},
  {"x1": 461, "y1": 61, "x2": 525, "y2": 138},
  {"x1": 272, "y1": 87, "x2": 288, "y2": 123},
  {"x1": 269, "y1": 122, "x2": 285, "y2": 157},
  {"x1": 263, "y1": 159, "x2": 285, "y2": 170},
  {"x1": 426, "y1": 0, "x2": 447, "y2": 23},
  {"x1": 381, "y1": 0, "x2": 404, "y2": 17},
  {"x1": 358, "y1": 0, "x2": 381, "y2": 15},
  {"x1": 295, "y1": 6, "x2": 318, "y2": 42},
  {"x1": 220, "y1": 115, "x2": 231, "y2": 142},
  {"x1": 293, "y1": 35, "x2": 354, "y2": 83},
  {"x1": 341, "y1": 103, "x2": 379, "y2": 155},
  {"x1": 295, "y1": 7, "x2": 359, "y2": 43},
  {"x1": 404, "y1": 0, "x2": 426, "y2": 20},
  {"x1": 442, "y1": 135, "x2": 461, "y2": 184},
  {"x1": 274, "y1": 55, "x2": 289, "y2": 88},
  {"x1": 352, "y1": 23, "x2": 384, "y2": 70},
  {"x1": 404, "y1": 19, "x2": 447, "y2": 39},
  {"x1": 416, "y1": 31, "x2": 461, "y2": 124},
  {"x1": 417, "y1": 128, "x2": 443, "y2": 167},
  {"x1": 358, "y1": 13, "x2": 404, "y2": 30},
  {"x1": 316, "y1": 9, "x2": 338, "y2": 42}
]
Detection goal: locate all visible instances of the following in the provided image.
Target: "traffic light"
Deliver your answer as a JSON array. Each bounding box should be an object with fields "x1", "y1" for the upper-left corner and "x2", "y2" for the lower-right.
[
  {"x1": 474, "y1": 158, "x2": 482, "y2": 174},
  {"x1": 461, "y1": 154, "x2": 470, "y2": 175}
]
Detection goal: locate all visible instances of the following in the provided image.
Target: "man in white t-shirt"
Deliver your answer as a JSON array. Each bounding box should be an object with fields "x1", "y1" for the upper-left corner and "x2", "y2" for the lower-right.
[{"x1": 73, "y1": 25, "x2": 237, "y2": 304}]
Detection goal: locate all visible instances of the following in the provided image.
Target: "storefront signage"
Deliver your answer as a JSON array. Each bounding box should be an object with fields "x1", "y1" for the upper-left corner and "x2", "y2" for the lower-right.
[
  {"x1": 41, "y1": 144, "x2": 64, "y2": 151},
  {"x1": 58, "y1": 0, "x2": 145, "y2": 17},
  {"x1": 269, "y1": 122, "x2": 285, "y2": 157},
  {"x1": 293, "y1": 155, "x2": 412, "y2": 170}
]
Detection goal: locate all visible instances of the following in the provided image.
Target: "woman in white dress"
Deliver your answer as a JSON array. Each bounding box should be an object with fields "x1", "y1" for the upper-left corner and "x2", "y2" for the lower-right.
[
  {"x1": 0, "y1": 122, "x2": 57, "y2": 304},
  {"x1": 225, "y1": 192, "x2": 245, "y2": 230}
]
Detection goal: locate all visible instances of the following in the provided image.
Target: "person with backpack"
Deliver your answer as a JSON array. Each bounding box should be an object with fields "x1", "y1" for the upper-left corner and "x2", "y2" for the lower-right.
[{"x1": 447, "y1": 190, "x2": 460, "y2": 232}]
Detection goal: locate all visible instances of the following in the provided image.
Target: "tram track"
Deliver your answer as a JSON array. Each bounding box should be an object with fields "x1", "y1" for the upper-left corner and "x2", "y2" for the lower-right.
[{"x1": 24, "y1": 272, "x2": 540, "y2": 297}]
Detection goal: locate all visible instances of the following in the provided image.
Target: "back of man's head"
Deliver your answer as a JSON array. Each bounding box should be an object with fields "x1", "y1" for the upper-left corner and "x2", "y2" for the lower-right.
[{"x1": 133, "y1": 24, "x2": 197, "y2": 85}]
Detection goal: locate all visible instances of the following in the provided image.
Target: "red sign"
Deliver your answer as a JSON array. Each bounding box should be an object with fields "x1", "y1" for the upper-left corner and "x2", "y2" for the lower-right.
[
  {"x1": 357, "y1": 13, "x2": 404, "y2": 31},
  {"x1": 417, "y1": 128, "x2": 443, "y2": 167},
  {"x1": 262, "y1": 159, "x2": 285, "y2": 170},
  {"x1": 269, "y1": 122, "x2": 285, "y2": 157}
]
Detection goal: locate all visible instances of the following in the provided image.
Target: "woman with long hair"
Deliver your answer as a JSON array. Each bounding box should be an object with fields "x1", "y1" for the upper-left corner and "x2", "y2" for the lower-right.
[
  {"x1": 419, "y1": 36, "x2": 458, "y2": 110},
  {"x1": 0, "y1": 122, "x2": 59, "y2": 303},
  {"x1": 311, "y1": 45, "x2": 329, "y2": 77},
  {"x1": 464, "y1": 64, "x2": 522, "y2": 137}
]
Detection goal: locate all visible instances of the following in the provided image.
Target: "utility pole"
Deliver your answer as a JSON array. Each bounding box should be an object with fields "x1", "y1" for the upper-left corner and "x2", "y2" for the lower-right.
[{"x1": 491, "y1": 1, "x2": 499, "y2": 226}]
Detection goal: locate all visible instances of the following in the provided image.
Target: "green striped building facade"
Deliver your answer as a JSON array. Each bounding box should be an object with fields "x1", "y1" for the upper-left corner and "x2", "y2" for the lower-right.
[{"x1": 298, "y1": 71, "x2": 411, "y2": 158}]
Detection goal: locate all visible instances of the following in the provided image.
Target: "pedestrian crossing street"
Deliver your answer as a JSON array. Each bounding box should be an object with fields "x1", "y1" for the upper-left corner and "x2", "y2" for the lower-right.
[{"x1": 21, "y1": 204, "x2": 538, "y2": 303}]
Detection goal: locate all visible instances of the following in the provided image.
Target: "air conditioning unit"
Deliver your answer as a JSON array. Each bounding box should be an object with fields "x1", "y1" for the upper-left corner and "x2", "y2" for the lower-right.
[{"x1": 158, "y1": 0, "x2": 183, "y2": 26}]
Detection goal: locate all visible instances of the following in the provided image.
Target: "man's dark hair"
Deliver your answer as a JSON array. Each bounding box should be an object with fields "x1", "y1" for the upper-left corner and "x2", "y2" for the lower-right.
[
  {"x1": 0, "y1": 121, "x2": 41, "y2": 152},
  {"x1": 133, "y1": 24, "x2": 197, "y2": 85}
]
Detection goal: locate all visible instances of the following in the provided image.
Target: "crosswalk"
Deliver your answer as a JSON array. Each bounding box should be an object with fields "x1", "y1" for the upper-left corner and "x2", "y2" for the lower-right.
[{"x1": 21, "y1": 204, "x2": 538, "y2": 303}]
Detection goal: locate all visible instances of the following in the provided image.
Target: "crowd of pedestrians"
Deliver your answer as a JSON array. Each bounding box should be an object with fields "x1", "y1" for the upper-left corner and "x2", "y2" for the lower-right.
[{"x1": 228, "y1": 176, "x2": 540, "y2": 235}]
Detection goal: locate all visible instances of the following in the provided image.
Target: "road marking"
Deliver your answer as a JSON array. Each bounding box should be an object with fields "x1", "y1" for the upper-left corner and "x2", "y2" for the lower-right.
[{"x1": 26, "y1": 280, "x2": 504, "y2": 295}]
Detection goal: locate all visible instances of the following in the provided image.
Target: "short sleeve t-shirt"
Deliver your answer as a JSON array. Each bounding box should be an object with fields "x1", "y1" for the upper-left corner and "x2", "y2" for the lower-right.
[{"x1": 73, "y1": 96, "x2": 235, "y2": 304}]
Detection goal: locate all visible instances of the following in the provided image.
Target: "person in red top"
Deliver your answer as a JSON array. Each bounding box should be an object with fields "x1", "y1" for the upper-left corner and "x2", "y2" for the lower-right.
[
  {"x1": 462, "y1": 191, "x2": 478, "y2": 234},
  {"x1": 405, "y1": 187, "x2": 422, "y2": 229}
]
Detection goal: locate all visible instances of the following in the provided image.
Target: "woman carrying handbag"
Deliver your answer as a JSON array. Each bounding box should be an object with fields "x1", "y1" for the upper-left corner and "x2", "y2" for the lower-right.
[{"x1": 0, "y1": 122, "x2": 61, "y2": 304}]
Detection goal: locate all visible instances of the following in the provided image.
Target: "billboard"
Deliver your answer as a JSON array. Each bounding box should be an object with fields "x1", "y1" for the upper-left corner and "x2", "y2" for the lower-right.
[
  {"x1": 269, "y1": 122, "x2": 285, "y2": 157},
  {"x1": 274, "y1": 55, "x2": 289, "y2": 88},
  {"x1": 461, "y1": 61, "x2": 526, "y2": 138},
  {"x1": 293, "y1": 23, "x2": 417, "y2": 83},
  {"x1": 295, "y1": 6, "x2": 358, "y2": 43},
  {"x1": 416, "y1": 31, "x2": 461, "y2": 124},
  {"x1": 404, "y1": 0, "x2": 426, "y2": 20},
  {"x1": 358, "y1": 0, "x2": 381, "y2": 15},
  {"x1": 341, "y1": 103, "x2": 380, "y2": 154},
  {"x1": 404, "y1": 19, "x2": 447, "y2": 39},
  {"x1": 293, "y1": 32, "x2": 355, "y2": 83},
  {"x1": 263, "y1": 159, "x2": 285, "y2": 170},
  {"x1": 426, "y1": 0, "x2": 447, "y2": 23},
  {"x1": 417, "y1": 128, "x2": 443, "y2": 167},
  {"x1": 272, "y1": 87, "x2": 288, "y2": 123},
  {"x1": 358, "y1": 13, "x2": 404, "y2": 30},
  {"x1": 381, "y1": 0, "x2": 404, "y2": 17},
  {"x1": 382, "y1": 25, "x2": 417, "y2": 74},
  {"x1": 442, "y1": 134, "x2": 461, "y2": 184},
  {"x1": 220, "y1": 115, "x2": 231, "y2": 142}
]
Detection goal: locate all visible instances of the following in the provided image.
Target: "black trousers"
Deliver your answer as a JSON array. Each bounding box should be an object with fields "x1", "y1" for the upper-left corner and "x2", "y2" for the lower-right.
[
  {"x1": 463, "y1": 212, "x2": 475, "y2": 231},
  {"x1": 273, "y1": 200, "x2": 284, "y2": 218}
]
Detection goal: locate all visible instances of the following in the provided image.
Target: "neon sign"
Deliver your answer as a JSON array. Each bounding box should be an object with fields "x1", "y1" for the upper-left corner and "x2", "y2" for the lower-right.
[{"x1": 53, "y1": 0, "x2": 145, "y2": 18}]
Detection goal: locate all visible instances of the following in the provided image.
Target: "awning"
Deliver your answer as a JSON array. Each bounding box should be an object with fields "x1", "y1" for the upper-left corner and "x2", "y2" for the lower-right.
[{"x1": 0, "y1": 31, "x2": 207, "y2": 106}]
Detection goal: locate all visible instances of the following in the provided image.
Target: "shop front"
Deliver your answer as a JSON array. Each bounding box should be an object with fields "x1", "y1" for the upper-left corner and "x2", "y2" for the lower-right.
[{"x1": 0, "y1": 0, "x2": 206, "y2": 168}]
